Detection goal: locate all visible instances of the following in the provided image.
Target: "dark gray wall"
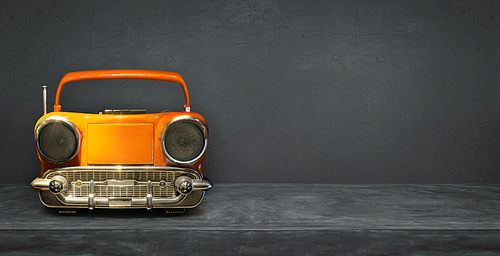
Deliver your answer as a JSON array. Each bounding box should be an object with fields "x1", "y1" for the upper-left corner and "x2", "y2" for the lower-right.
[{"x1": 1, "y1": 0, "x2": 499, "y2": 184}]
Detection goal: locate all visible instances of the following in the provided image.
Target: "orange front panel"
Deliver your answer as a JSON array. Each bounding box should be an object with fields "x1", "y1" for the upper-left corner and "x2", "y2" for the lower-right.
[{"x1": 87, "y1": 123, "x2": 154, "y2": 164}]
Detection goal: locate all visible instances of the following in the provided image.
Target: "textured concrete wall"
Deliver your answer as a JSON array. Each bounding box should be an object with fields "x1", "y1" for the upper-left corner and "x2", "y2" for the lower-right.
[{"x1": 1, "y1": 0, "x2": 499, "y2": 183}]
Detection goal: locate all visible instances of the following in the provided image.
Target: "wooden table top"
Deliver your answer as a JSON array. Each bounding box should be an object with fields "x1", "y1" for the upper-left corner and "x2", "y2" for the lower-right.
[{"x1": 1, "y1": 183, "x2": 499, "y2": 231}]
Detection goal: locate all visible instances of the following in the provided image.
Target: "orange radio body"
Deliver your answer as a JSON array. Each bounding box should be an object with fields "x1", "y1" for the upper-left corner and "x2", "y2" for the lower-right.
[{"x1": 31, "y1": 70, "x2": 212, "y2": 213}]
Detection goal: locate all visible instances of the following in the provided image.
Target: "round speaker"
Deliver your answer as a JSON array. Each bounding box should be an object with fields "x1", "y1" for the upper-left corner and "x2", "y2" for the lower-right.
[
  {"x1": 36, "y1": 118, "x2": 80, "y2": 164},
  {"x1": 164, "y1": 121, "x2": 205, "y2": 162}
]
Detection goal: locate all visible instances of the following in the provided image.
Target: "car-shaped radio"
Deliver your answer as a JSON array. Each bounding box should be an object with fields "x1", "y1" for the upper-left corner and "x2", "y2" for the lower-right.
[{"x1": 31, "y1": 69, "x2": 212, "y2": 213}]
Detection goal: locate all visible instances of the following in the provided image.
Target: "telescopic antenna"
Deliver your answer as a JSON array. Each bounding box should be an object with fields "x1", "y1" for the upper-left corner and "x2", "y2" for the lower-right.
[{"x1": 42, "y1": 85, "x2": 47, "y2": 115}]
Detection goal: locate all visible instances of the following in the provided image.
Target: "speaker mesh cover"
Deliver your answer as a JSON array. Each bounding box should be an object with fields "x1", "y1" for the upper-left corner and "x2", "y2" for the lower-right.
[
  {"x1": 164, "y1": 122, "x2": 204, "y2": 162},
  {"x1": 39, "y1": 122, "x2": 78, "y2": 162}
]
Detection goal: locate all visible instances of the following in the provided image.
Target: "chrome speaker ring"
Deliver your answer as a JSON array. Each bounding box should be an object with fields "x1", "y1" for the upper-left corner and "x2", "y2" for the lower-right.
[
  {"x1": 160, "y1": 115, "x2": 208, "y2": 164},
  {"x1": 35, "y1": 116, "x2": 81, "y2": 164}
]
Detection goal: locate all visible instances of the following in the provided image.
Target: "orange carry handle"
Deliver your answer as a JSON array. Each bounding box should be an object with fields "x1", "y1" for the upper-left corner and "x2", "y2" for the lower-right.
[{"x1": 53, "y1": 69, "x2": 191, "y2": 112}]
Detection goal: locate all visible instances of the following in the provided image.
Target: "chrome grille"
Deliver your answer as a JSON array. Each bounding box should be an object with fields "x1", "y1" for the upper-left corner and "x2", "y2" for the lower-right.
[{"x1": 43, "y1": 167, "x2": 199, "y2": 199}]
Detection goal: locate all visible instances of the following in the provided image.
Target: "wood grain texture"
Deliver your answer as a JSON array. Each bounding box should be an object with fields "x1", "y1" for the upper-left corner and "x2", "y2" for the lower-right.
[{"x1": 1, "y1": 184, "x2": 499, "y2": 255}]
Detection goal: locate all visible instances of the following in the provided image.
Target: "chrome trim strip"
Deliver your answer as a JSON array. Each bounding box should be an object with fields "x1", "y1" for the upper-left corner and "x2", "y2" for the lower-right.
[
  {"x1": 100, "y1": 109, "x2": 147, "y2": 115},
  {"x1": 40, "y1": 165, "x2": 203, "y2": 179},
  {"x1": 53, "y1": 191, "x2": 188, "y2": 208},
  {"x1": 88, "y1": 180, "x2": 95, "y2": 210},
  {"x1": 31, "y1": 178, "x2": 50, "y2": 190},
  {"x1": 107, "y1": 180, "x2": 136, "y2": 186},
  {"x1": 146, "y1": 180, "x2": 153, "y2": 210},
  {"x1": 160, "y1": 115, "x2": 209, "y2": 165},
  {"x1": 192, "y1": 178, "x2": 213, "y2": 191}
]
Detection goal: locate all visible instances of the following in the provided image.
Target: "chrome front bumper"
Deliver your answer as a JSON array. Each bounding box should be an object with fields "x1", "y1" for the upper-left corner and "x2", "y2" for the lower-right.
[{"x1": 31, "y1": 166, "x2": 212, "y2": 210}]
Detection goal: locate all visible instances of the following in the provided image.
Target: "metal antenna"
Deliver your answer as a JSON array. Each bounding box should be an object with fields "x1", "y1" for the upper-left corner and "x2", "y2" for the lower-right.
[{"x1": 42, "y1": 85, "x2": 47, "y2": 115}]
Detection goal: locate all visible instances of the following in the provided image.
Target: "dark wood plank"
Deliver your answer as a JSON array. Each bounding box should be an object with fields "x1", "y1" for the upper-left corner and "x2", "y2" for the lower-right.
[{"x1": 1, "y1": 184, "x2": 499, "y2": 255}]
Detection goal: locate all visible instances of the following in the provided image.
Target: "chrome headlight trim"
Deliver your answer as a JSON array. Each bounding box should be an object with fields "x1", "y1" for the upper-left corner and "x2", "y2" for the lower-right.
[
  {"x1": 35, "y1": 116, "x2": 81, "y2": 164},
  {"x1": 160, "y1": 115, "x2": 208, "y2": 164}
]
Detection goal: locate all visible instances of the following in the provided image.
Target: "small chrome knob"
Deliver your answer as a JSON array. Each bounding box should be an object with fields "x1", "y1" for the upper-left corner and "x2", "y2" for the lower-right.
[
  {"x1": 175, "y1": 176, "x2": 193, "y2": 194},
  {"x1": 49, "y1": 176, "x2": 68, "y2": 194}
]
